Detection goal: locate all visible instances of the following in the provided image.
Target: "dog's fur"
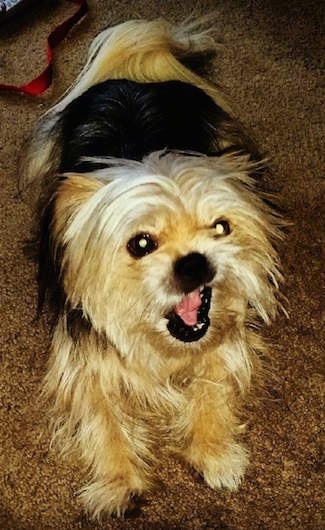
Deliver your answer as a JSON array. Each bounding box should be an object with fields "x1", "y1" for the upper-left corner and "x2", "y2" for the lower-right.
[{"x1": 22, "y1": 18, "x2": 282, "y2": 518}]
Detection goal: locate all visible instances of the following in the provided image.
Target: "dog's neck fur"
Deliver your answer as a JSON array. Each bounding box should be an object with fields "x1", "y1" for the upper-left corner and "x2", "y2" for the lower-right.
[{"x1": 47, "y1": 296, "x2": 256, "y2": 394}]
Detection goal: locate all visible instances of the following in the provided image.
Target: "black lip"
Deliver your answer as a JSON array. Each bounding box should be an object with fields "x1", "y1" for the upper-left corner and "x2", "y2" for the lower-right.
[{"x1": 166, "y1": 287, "x2": 212, "y2": 343}]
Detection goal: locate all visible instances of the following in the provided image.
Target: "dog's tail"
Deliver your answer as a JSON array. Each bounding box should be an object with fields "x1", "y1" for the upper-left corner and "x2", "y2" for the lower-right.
[
  {"x1": 20, "y1": 17, "x2": 229, "y2": 198},
  {"x1": 55, "y1": 17, "x2": 230, "y2": 112}
]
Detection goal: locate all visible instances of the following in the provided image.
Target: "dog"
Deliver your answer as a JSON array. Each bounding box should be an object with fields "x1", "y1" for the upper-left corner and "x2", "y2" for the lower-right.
[{"x1": 22, "y1": 18, "x2": 282, "y2": 519}]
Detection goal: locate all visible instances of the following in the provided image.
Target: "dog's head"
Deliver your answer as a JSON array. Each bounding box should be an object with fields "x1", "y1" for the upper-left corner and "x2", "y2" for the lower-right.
[{"x1": 40, "y1": 151, "x2": 281, "y2": 359}]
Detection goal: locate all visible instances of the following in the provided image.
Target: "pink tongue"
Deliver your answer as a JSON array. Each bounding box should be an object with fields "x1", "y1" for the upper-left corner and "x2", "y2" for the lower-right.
[{"x1": 174, "y1": 289, "x2": 202, "y2": 326}]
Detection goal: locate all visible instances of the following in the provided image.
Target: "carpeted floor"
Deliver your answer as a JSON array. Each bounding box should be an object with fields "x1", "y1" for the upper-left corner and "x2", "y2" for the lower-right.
[{"x1": 0, "y1": 1, "x2": 324, "y2": 529}]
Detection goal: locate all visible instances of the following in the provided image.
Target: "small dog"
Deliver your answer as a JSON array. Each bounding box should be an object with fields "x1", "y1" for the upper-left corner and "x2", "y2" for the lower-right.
[{"x1": 22, "y1": 19, "x2": 282, "y2": 518}]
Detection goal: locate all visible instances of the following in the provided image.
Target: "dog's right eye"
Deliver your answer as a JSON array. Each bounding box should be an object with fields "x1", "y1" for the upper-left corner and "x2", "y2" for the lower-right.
[{"x1": 127, "y1": 233, "x2": 158, "y2": 258}]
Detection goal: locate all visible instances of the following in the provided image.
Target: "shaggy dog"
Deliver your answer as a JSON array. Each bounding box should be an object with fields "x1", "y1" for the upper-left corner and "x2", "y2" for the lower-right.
[{"x1": 22, "y1": 18, "x2": 282, "y2": 518}]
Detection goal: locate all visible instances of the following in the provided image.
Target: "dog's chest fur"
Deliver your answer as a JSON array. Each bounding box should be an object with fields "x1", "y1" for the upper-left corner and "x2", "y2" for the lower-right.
[{"x1": 104, "y1": 344, "x2": 232, "y2": 451}]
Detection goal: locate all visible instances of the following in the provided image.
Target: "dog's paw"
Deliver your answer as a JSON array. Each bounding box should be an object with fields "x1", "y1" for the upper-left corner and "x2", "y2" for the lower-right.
[
  {"x1": 194, "y1": 442, "x2": 249, "y2": 491},
  {"x1": 78, "y1": 475, "x2": 147, "y2": 519}
]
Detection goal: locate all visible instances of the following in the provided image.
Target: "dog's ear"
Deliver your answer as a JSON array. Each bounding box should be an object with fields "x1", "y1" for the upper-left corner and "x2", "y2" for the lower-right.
[
  {"x1": 53, "y1": 175, "x2": 103, "y2": 235},
  {"x1": 38, "y1": 175, "x2": 103, "y2": 318}
]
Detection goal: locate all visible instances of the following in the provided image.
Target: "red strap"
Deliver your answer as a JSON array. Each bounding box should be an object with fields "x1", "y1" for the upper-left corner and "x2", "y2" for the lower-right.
[{"x1": 0, "y1": 0, "x2": 88, "y2": 96}]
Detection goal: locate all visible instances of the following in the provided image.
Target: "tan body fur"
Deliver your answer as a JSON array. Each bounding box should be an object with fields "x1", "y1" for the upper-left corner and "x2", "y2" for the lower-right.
[
  {"x1": 46, "y1": 315, "x2": 250, "y2": 517},
  {"x1": 24, "y1": 19, "x2": 282, "y2": 519}
]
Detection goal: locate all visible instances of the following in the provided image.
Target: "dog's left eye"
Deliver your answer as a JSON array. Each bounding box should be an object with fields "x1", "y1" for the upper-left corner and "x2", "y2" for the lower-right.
[
  {"x1": 127, "y1": 233, "x2": 158, "y2": 258},
  {"x1": 212, "y1": 219, "x2": 231, "y2": 236}
]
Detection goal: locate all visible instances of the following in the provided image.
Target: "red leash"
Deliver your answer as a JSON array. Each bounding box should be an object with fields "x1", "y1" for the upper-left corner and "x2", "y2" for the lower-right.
[{"x1": 0, "y1": 0, "x2": 88, "y2": 96}]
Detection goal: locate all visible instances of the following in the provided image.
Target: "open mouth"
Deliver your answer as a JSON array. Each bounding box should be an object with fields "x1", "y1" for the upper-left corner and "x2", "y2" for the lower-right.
[{"x1": 166, "y1": 287, "x2": 212, "y2": 342}]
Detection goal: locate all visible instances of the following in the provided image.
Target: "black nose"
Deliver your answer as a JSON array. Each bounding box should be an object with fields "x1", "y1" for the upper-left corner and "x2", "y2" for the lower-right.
[{"x1": 174, "y1": 252, "x2": 215, "y2": 293}]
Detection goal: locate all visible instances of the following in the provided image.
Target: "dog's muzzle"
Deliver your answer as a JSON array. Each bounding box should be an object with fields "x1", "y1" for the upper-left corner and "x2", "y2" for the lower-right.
[{"x1": 165, "y1": 252, "x2": 214, "y2": 342}]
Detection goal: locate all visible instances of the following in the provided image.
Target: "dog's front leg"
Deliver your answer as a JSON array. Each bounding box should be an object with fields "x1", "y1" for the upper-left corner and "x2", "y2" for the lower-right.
[
  {"x1": 76, "y1": 395, "x2": 153, "y2": 519},
  {"x1": 45, "y1": 321, "x2": 154, "y2": 519},
  {"x1": 181, "y1": 380, "x2": 249, "y2": 491}
]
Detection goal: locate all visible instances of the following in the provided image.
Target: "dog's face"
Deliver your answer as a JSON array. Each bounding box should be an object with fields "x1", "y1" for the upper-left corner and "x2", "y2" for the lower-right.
[{"x1": 50, "y1": 152, "x2": 280, "y2": 359}]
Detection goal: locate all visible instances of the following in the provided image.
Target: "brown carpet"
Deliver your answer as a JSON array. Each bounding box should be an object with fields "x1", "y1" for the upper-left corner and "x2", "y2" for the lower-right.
[{"x1": 0, "y1": 1, "x2": 324, "y2": 528}]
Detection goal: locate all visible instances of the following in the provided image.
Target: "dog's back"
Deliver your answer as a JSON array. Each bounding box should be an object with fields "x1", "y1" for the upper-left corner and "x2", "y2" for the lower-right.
[
  {"x1": 21, "y1": 18, "x2": 255, "y2": 195},
  {"x1": 59, "y1": 79, "x2": 249, "y2": 172}
]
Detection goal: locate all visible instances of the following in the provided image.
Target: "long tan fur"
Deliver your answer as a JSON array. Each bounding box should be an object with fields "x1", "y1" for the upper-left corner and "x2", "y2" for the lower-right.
[
  {"x1": 42, "y1": 151, "x2": 281, "y2": 518},
  {"x1": 24, "y1": 18, "x2": 283, "y2": 519}
]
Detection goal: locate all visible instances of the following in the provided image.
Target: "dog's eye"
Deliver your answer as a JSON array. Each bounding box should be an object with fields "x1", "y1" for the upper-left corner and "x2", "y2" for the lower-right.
[
  {"x1": 127, "y1": 233, "x2": 158, "y2": 258},
  {"x1": 212, "y1": 219, "x2": 231, "y2": 236}
]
